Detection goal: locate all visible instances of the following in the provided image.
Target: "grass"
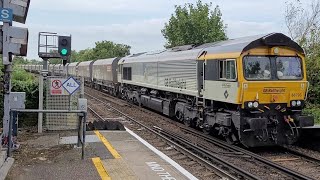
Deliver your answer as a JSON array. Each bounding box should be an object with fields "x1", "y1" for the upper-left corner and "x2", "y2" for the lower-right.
[{"x1": 303, "y1": 105, "x2": 320, "y2": 124}]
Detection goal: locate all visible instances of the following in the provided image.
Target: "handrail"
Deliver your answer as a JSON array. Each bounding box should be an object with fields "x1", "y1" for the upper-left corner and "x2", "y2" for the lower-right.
[{"x1": 8, "y1": 109, "x2": 87, "y2": 159}]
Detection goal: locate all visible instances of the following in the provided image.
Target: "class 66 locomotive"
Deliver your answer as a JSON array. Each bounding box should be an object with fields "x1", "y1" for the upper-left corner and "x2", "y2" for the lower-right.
[
  {"x1": 24, "y1": 33, "x2": 314, "y2": 147},
  {"x1": 119, "y1": 33, "x2": 314, "y2": 147}
]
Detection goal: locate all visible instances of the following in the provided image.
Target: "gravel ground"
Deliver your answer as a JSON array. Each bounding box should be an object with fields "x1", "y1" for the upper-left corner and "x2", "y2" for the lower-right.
[
  {"x1": 253, "y1": 146, "x2": 320, "y2": 180},
  {"x1": 6, "y1": 128, "x2": 76, "y2": 180}
]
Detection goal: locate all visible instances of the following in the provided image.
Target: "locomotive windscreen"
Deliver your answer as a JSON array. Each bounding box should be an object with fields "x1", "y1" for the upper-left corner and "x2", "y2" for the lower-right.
[{"x1": 243, "y1": 56, "x2": 303, "y2": 80}]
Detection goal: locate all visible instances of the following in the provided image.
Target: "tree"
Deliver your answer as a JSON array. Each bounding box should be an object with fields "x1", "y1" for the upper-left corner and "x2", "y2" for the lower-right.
[
  {"x1": 13, "y1": 56, "x2": 28, "y2": 64},
  {"x1": 71, "y1": 41, "x2": 130, "y2": 62},
  {"x1": 285, "y1": 0, "x2": 320, "y2": 105},
  {"x1": 92, "y1": 41, "x2": 131, "y2": 60},
  {"x1": 70, "y1": 50, "x2": 79, "y2": 62},
  {"x1": 76, "y1": 48, "x2": 95, "y2": 62},
  {"x1": 161, "y1": 0, "x2": 227, "y2": 48}
]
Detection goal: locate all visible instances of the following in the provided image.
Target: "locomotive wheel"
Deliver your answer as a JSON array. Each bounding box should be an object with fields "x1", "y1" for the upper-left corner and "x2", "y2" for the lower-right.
[
  {"x1": 202, "y1": 127, "x2": 211, "y2": 135},
  {"x1": 225, "y1": 135, "x2": 235, "y2": 145},
  {"x1": 175, "y1": 111, "x2": 183, "y2": 122},
  {"x1": 224, "y1": 132, "x2": 238, "y2": 145},
  {"x1": 184, "y1": 118, "x2": 192, "y2": 127},
  {"x1": 133, "y1": 97, "x2": 139, "y2": 105}
]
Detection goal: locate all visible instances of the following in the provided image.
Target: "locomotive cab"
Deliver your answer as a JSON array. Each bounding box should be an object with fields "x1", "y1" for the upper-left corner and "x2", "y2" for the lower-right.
[{"x1": 239, "y1": 48, "x2": 314, "y2": 147}]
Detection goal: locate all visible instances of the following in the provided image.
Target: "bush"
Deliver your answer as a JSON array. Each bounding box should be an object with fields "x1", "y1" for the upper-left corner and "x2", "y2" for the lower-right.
[
  {"x1": 0, "y1": 66, "x2": 39, "y2": 127},
  {"x1": 12, "y1": 67, "x2": 39, "y2": 127}
]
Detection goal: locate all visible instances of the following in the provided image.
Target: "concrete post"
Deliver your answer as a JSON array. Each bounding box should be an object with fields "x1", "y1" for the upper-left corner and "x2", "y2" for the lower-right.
[
  {"x1": 64, "y1": 65, "x2": 67, "y2": 78},
  {"x1": 2, "y1": 64, "x2": 12, "y2": 140},
  {"x1": 81, "y1": 77, "x2": 84, "y2": 98},
  {"x1": 38, "y1": 75, "x2": 43, "y2": 133},
  {"x1": 38, "y1": 58, "x2": 48, "y2": 133}
]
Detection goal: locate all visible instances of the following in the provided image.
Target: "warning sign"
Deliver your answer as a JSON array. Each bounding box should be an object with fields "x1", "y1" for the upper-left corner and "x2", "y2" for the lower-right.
[
  {"x1": 50, "y1": 78, "x2": 68, "y2": 95},
  {"x1": 52, "y1": 80, "x2": 62, "y2": 89}
]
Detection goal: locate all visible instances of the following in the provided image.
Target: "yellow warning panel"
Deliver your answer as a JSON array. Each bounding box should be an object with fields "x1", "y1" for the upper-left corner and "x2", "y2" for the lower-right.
[
  {"x1": 94, "y1": 130, "x2": 122, "y2": 159},
  {"x1": 92, "y1": 157, "x2": 111, "y2": 180}
]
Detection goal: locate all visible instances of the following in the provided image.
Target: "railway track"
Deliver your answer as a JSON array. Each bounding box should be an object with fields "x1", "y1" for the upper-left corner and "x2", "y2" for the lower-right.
[
  {"x1": 86, "y1": 93, "x2": 261, "y2": 180},
  {"x1": 278, "y1": 146, "x2": 320, "y2": 165},
  {"x1": 85, "y1": 87, "x2": 318, "y2": 180},
  {"x1": 176, "y1": 127, "x2": 318, "y2": 180}
]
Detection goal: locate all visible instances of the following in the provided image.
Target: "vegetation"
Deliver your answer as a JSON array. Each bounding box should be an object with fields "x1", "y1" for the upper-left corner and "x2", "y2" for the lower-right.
[
  {"x1": 11, "y1": 66, "x2": 39, "y2": 127},
  {"x1": 285, "y1": 0, "x2": 320, "y2": 123},
  {"x1": 49, "y1": 41, "x2": 131, "y2": 64},
  {"x1": 0, "y1": 61, "x2": 39, "y2": 127},
  {"x1": 161, "y1": 0, "x2": 227, "y2": 48}
]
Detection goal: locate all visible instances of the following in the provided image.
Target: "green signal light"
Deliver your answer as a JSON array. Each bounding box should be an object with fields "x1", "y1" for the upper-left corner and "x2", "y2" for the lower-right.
[{"x1": 61, "y1": 48, "x2": 68, "y2": 56}]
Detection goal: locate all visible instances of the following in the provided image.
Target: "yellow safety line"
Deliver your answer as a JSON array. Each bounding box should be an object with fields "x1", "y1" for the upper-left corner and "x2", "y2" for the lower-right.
[
  {"x1": 94, "y1": 130, "x2": 122, "y2": 159},
  {"x1": 92, "y1": 157, "x2": 111, "y2": 180}
]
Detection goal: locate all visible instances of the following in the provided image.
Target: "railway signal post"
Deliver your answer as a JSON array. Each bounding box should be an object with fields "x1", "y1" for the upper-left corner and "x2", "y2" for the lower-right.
[
  {"x1": 38, "y1": 33, "x2": 72, "y2": 133},
  {"x1": 1, "y1": 0, "x2": 30, "y2": 145}
]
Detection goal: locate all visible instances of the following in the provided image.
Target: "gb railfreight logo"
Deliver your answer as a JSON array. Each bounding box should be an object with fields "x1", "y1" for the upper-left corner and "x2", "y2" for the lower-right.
[{"x1": 262, "y1": 87, "x2": 286, "y2": 94}]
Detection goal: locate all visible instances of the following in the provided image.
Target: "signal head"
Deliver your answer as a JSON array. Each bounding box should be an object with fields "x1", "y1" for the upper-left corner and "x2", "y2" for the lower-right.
[{"x1": 58, "y1": 36, "x2": 71, "y2": 57}]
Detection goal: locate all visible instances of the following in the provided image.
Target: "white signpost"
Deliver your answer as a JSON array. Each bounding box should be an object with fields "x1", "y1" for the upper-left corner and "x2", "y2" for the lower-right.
[{"x1": 63, "y1": 77, "x2": 80, "y2": 95}]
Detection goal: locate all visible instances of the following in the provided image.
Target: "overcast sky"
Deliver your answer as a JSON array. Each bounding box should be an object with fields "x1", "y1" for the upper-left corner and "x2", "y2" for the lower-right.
[{"x1": 17, "y1": 0, "x2": 312, "y2": 60}]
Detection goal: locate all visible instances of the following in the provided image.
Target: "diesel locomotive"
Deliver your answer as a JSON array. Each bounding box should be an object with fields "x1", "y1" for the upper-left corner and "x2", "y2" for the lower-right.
[{"x1": 24, "y1": 33, "x2": 314, "y2": 147}]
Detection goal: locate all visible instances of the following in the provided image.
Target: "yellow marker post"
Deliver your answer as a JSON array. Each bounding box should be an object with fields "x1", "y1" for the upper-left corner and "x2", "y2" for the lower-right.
[
  {"x1": 92, "y1": 157, "x2": 111, "y2": 180},
  {"x1": 94, "y1": 130, "x2": 122, "y2": 159}
]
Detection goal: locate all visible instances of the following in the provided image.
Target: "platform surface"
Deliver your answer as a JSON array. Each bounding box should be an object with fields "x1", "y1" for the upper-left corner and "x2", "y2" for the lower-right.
[
  {"x1": 7, "y1": 129, "x2": 193, "y2": 180},
  {"x1": 99, "y1": 130, "x2": 190, "y2": 180}
]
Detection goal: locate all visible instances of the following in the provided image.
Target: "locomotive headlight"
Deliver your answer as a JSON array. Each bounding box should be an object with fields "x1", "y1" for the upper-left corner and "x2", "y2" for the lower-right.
[
  {"x1": 296, "y1": 100, "x2": 302, "y2": 106},
  {"x1": 248, "y1": 102, "x2": 253, "y2": 108},
  {"x1": 291, "y1": 101, "x2": 297, "y2": 107},
  {"x1": 253, "y1": 102, "x2": 259, "y2": 108}
]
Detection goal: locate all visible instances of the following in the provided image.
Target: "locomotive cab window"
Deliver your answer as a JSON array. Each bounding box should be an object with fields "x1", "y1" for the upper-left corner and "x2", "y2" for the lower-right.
[
  {"x1": 244, "y1": 56, "x2": 271, "y2": 80},
  {"x1": 219, "y1": 61, "x2": 226, "y2": 79},
  {"x1": 219, "y1": 59, "x2": 237, "y2": 81},
  {"x1": 244, "y1": 56, "x2": 303, "y2": 80},
  {"x1": 276, "y1": 57, "x2": 302, "y2": 80}
]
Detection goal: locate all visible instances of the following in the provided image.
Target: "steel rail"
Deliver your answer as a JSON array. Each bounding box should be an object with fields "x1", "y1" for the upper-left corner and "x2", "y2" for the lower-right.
[
  {"x1": 280, "y1": 146, "x2": 320, "y2": 165},
  {"x1": 88, "y1": 106, "x2": 106, "y2": 121},
  {"x1": 85, "y1": 92, "x2": 252, "y2": 180},
  {"x1": 158, "y1": 128, "x2": 260, "y2": 180},
  {"x1": 179, "y1": 127, "x2": 314, "y2": 180}
]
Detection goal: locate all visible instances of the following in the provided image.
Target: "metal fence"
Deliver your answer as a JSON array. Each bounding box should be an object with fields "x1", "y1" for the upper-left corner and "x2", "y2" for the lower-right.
[{"x1": 45, "y1": 76, "x2": 83, "y2": 130}]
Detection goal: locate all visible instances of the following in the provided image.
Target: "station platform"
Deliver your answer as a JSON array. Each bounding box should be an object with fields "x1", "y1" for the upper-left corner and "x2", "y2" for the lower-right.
[{"x1": 6, "y1": 128, "x2": 196, "y2": 180}]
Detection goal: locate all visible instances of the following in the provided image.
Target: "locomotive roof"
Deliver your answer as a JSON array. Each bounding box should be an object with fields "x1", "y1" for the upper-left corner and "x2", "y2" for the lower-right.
[
  {"x1": 119, "y1": 48, "x2": 201, "y2": 64},
  {"x1": 120, "y1": 33, "x2": 303, "y2": 64},
  {"x1": 203, "y1": 32, "x2": 304, "y2": 56}
]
